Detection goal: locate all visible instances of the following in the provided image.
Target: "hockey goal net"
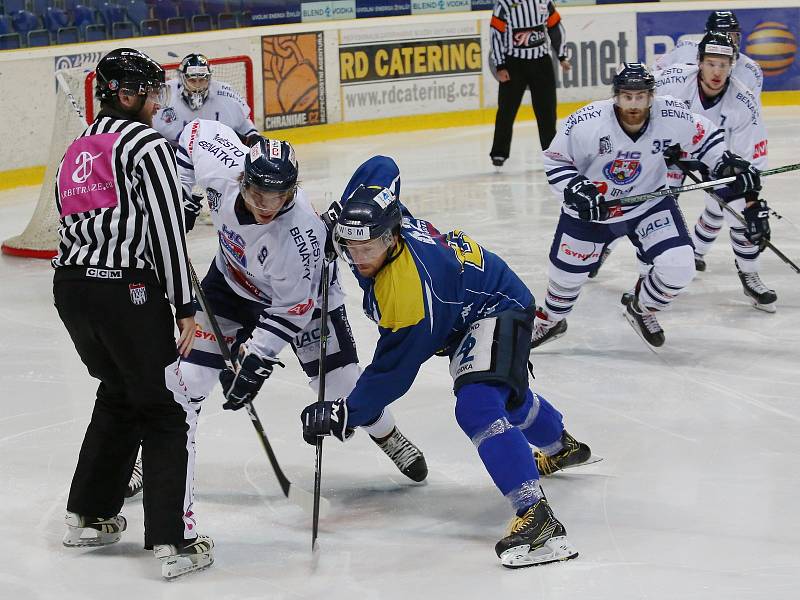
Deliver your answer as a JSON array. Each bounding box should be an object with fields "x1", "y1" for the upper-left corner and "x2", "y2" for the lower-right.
[{"x1": 2, "y1": 55, "x2": 254, "y2": 259}]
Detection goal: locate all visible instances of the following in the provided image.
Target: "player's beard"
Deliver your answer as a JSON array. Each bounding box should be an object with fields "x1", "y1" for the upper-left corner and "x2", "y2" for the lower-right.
[{"x1": 618, "y1": 107, "x2": 647, "y2": 130}]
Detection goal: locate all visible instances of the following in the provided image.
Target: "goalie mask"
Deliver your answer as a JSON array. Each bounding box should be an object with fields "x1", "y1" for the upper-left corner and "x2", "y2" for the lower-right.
[{"x1": 179, "y1": 54, "x2": 212, "y2": 110}]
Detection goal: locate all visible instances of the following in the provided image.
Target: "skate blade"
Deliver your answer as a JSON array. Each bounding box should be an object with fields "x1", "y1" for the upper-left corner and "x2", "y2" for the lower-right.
[
  {"x1": 560, "y1": 455, "x2": 604, "y2": 470},
  {"x1": 63, "y1": 530, "x2": 122, "y2": 548},
  {"x1": 499, "y1": 536, "x2": 578, "y2": 569},
  {"x1": 161, "y1": 554, "x2": 214, "y2": 580},
  {"x1": 750, "y1": 300, "x2": 777, "y2": 314}
]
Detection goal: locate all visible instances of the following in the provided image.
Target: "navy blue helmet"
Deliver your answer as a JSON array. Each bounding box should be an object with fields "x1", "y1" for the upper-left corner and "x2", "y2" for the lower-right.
[
  {"x1": 612, "y1": 63, "x2": 655, "y2": 95},
  {"x1": 242, "y1": 138, "x2": 298, "y2": 192},
  {"x1": 698, "y1": 31, "x2": 737, "y2": 62},
  {"x1": 706, "y1": 10, "x2": 740, "y2": 34},
  {"x1": 335, "y1": 185, "x2": 402, "y2": 242}
]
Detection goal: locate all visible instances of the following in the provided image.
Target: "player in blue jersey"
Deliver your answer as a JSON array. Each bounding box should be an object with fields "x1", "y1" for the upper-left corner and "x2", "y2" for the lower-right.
[{"x1": 300, "y1": 155, "x2": 593, "y2": 568}]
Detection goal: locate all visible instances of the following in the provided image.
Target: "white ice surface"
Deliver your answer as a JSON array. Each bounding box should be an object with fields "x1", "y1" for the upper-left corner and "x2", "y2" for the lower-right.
[{"x1": 1, "y1": 108, "x2": 799, "y2": 599}]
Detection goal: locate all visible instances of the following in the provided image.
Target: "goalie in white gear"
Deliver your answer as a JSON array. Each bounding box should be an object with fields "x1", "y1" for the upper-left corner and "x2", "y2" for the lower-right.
[
  {"x1": 532, "y1": 63, "x2": 761, "y2": 348},
  {"x1": 654, "y1": 32, "x2": 775, "y2": 311},
  {"x1": 174, "y1": 119, "x2": 428, "y2": 481},
  {"x1": 653, "y1": 10, "x2": 763, "y2": 100},
  {"x1": 152, "y1": 53, "x2": 260, "y2": 147}
]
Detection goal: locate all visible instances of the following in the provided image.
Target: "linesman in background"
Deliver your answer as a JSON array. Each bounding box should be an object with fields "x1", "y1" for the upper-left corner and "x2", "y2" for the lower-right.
[
  {"x1": 52, "y1": 48, "x2": 213, "y2": 580},
  {"x1": 489, "y1": 0, "x2": 570, "y2": 168}
]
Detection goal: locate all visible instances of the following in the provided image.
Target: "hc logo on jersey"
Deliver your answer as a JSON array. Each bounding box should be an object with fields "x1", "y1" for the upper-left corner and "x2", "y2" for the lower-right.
[
  {"x1": 161, "y1": 107, "x2": 177, "y2": 124},
  {"x1": 129, "y1": 283, "x2": 147, "y2": 305},
  {"x1": 219, "y1": 224, "x2": 247, "y2": 267},
  {"x1": 603, "y1": 151, "x2": 642, "y2": 185}
]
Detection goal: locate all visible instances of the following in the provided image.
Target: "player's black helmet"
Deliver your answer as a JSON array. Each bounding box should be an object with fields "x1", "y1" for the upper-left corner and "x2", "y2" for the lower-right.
[
  {"x1": 333, "y1": 185, "x2": 402, "y2": 266},
  {"x1": 698, "y1": 31, "x2": 736, "y2": 63},
  {"x1": 705, "y1": 10, "x2": 740, "y2": 34},
  {"x1": 95, "y1": 48, "x2": 166, "y2": 103},
  {"x1": 612, "y1": 63, "x2": 655, "y2": 94},
  {"x1": 179, "y1": 53, "x2": 212, "y2": 110},
  {"x1": 242, "y1": 138, "x2": 298, "y2": 192}
]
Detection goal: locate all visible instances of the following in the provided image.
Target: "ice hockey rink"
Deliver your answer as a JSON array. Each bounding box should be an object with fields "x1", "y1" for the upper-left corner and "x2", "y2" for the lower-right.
[{"x1": 1, "y1": 106, "x2": 798, "y2": 599}]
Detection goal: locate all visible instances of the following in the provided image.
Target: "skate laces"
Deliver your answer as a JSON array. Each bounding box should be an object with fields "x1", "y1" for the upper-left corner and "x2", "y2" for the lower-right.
[
  {"x1": 632, "y1": 300, "x2": 662, "y2": 334},
  {"x1": 536, "y1": 434, "x2": 578, "y2": 476},
  {"x1": 128, "y1": 459, "x2": 143, "y2": 489},
  {"x1": 741, "y1": 271, "x2": 770, "y2": 294},
  {"x1": 75, "y1": 515, "x2": 125, "y2": 533},
  {"x1": 533, "y1": 311, "x2": 557, "y2": 341},
  {"x1": 377, "y1": 429, "x2": 421, "y2": 471}
]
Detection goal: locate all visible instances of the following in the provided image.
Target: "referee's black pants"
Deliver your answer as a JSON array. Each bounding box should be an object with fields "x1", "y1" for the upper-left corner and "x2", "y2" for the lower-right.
[
  {"x1": 491, "y1": 55, "x2": 558, "y2": 160},
  {"x1": 54, "y1": 268, "x2": 198, "y2": 548}
]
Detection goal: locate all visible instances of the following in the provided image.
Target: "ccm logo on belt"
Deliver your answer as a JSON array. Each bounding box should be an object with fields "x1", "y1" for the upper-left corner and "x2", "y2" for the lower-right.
[{"x1": 86, "y1": 268, "x2": 123, "y2": 279}]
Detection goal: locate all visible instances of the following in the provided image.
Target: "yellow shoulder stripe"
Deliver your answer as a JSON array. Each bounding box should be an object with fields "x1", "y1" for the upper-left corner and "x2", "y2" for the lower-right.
[{"x1": 374, "y1": 244, "x2": 425, "y2": 332}]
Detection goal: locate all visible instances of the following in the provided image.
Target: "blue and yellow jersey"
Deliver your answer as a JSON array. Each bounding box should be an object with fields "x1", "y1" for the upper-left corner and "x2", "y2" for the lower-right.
[{"x1": 341, "y1": 156, "x2": 533, "y2": 426}]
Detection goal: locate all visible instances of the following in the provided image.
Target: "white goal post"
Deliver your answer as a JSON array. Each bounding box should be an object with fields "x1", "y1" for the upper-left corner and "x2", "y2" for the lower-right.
[{"x1": 2, "y1": 55, "x2": 254, "y2": 259}]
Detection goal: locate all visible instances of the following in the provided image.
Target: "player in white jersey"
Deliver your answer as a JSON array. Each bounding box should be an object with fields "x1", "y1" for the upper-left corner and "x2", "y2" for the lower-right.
[
  {"x1": 655, "y1": 32, "x2": 775, "y2": 311},
  {"x1": 153, "y1": 54, "x2": 259, "y2": 147},
  {"x1": 653, "y1": 10, "x2": 763, "y2": 99},
  {"x1": 174, "y1": 119, "x2": 428, "y2": 481},
  {"x1": 532, "y1": 63, "x2": 761, "y2": 348}
]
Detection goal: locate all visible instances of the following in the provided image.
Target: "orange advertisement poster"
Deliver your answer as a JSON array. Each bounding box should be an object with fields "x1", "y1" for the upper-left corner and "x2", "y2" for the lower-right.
[{"x1": 262, "y1": 32, "x2": 327, "y2": 130}]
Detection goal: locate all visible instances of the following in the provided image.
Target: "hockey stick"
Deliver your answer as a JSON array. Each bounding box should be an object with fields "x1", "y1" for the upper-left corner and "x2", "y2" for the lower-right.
[
  {"x1": 55, "y1": 70, "x2": 86, "y2": 122},
  {"x1": 618, "y1": 163, "x2": 800, "y2": 207},
  {"x1": 312, "y1": 258, "x2": 332, "y2": 552},
  {"x1": 187, "y1": 261, "x2": 330, "y2": 515},
  {"x1": 674, "y1": 165, "x2": 800, "y2": 275}
]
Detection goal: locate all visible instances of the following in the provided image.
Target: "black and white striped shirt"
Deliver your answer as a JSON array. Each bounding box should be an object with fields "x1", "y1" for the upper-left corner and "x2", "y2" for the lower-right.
[
  {"x1": 490, "y1": 0, "x2": 566, "y2": 69},
  {"x1": 53, "y1": 114, "x2": 194, "y2": 317}
]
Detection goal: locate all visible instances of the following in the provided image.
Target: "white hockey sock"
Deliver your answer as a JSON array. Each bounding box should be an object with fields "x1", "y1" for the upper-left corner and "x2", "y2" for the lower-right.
[{"x1": 361, "y1": 408, "x2": 396, "y2": 439}]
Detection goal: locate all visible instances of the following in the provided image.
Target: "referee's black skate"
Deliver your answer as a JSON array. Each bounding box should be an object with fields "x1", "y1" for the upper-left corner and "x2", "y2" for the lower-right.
[
  {"x1": 535, "y1": 430, "x2": 592, "y2": 476},
  {"x1": 125, "y1": 456, "x2": 143, "y2": 498},
  {"x1": 531, "y1": 307, "x2": 567, "y2": 349},
  {"x1": 371, "y1": 427, "x2": 428, "y2": 482},
  {"x1": 63, "y1": 512, "x2": 127, "y2": 547},
  {"x1": 623, "y1": 293, "x2": 665, "y2": 347},
  {"x1": 495, "y1": 498, "x2": 578, "y2": 568},
  {"x1": 737, "y1": 261, "x2": 777, "y2": 313},
  {"x1": 154, "y1": 534, "x2": 214, "y2": 580}
]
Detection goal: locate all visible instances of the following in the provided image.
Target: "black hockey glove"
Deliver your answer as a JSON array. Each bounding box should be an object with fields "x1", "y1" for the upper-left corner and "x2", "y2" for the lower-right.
[
  {"x1": 564, "y1": 175, "x2": 609, "y2": 221},
  {"x1": 301, "y1": 397, "x2": 355, "y2": 444},
  {"x1": 244, "y1": 133, "x2": 265, "y2": 147},
  {"x1": 183, "y1": 192, "x2": 204, "y2": 232},
  {"x1": 742, "y1": 198, "x2": 771, "y2": 251},
  {"x1": 713, "y1": 151, "x2": 762, "y2": 195},
  {"x1": 219, "y1": 346, "x2": 284, "y2": 410},
  {"x1": 662, "y1": 143, "x2": 684, "y2": 168},
  {"x1": 321, "y1": 199, "x2": 343, "y2": 260}
]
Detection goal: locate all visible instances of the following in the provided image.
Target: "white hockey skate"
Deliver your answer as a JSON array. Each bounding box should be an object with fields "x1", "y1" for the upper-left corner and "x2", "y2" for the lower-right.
[
  {"x1": 154, "y1": 534, "x2": 214, "y2": 580},
  {"x1": 737, "y1": 264, "x2": 777, "y2": 313},
  {"x1": 63, "y1": 512, "x2": 127, "y2": 547}
]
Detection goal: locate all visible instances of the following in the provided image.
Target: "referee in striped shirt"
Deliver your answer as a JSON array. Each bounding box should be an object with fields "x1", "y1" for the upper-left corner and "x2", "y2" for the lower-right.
[
  {"x1": 489, "y1": 0, "x2": 571, "y2": 167},
  {"x1": 53, "y1": 48, "x2": 212, "y2": 572}
]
